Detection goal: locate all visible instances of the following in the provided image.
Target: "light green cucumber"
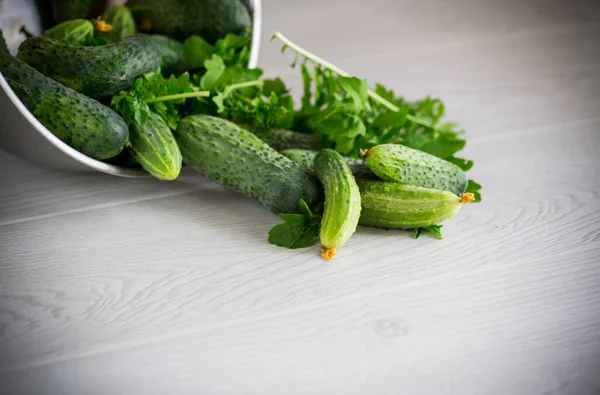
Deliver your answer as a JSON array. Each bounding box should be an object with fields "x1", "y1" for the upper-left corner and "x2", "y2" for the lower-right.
[
  {"x1": 43, "y1": 19, "x2": 94, "y2": 45},
  {"x1": 314, "y1": 149, "x2": 361, "y2": 260},
  {"x1": 97, "y1": 5, "x2": 136, "y2": 43},
  {"x1": 281, "y1": 149, "x2": 376, "y2": 179},
  {"x1": 240, "y1": 124, "x2": 324, "y2": 151},
  {"x1": 129, "y1": 111, "x2": 182, "y2": 180},
  {"x1": 357, "y1": 180, "x2": 471, "y2": 229},
  {"x1": 175, "y1": 115, "x2": 323, "y2": 214},
  {"x1": 365, "y1": 144, "x2": 468, "y2": 195}
]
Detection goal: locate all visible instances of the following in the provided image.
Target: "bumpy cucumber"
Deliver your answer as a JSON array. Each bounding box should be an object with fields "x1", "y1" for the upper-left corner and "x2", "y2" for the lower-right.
[
  {"x1": 365, "y1": 144, "x2": 468, "y2": 195},
  {"x1": 175, "y1": 115, "x2": 323, "y2": 214},
  {"x1": 127, "y1": 0, "x2": 252, "y2": 43},
  {"x1": 314, "y1": 149, "x2": 361, "y2": 260},
  {"x1": 281, "y1": 149, "x2": 376, "y2": 179},
  {"x1": 240, "y1": 125, "x2": 324, "y2": 151},
  {"x1": 43, "y1": 19, "x2": 94, "y2": 45},
  {"x1": 54, "y1": 0, "x2": 95, "y2": 23},
  {"x1": 0, "y1": 51, "x2": 128, "y2": 160},
  {"x1": 142, "y1": 34, "x2": 190, "y2": 76},
  {"x1": 129, "y1": 111, "x2": 182, "y2": 180},
  {"x1": 16, "y1": 35, "x2": 160, "y2": 99},
  {"x1": 357, "y1": 180, "x2": 469, "y2": 229},
  {"x1": 97, "y1": 6, "x2": 136, "y2": 43}
]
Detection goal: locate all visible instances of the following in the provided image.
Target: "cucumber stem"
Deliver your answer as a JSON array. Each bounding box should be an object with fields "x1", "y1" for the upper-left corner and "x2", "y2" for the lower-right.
[
  {"x1": 145, "y1": 91, "x2": 210, "y2": 103},
  {"x1": 272, "y1": 32, "x2": 437, "y2": 130}
]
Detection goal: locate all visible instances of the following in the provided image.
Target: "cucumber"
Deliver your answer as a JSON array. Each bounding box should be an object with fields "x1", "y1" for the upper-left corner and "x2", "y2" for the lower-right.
[
  {"x1": 314, "y1": 149, "x2": 361, "y2": 260},
  {"x1": 16, "y1": 35, "x2": 160, "y2": 99},
  {"x1": 53, "y1": 0, "x2": 95, "y2": 23},
  {"x1": 126, "y1": 0, "x2": 252, "y2": 43},
  {"x1": 97, "y1": 5, "x2": 136, "y2": 43},
  {"x1": 281, "y1": 149, "x2": 376, "y2": 179},
  {"x1": 142, "y1": 34, "x2": 190, "y2": 76},
  {"x1": 129, "y1": 111, "x2": 182, "y2": 180},
  {"x1": 175, "y1": 115, "x2": 323, "y2": 214},
  {"x1": 357, "y1": 180, "x2": 470, "y2": 229},
  {"x1": 42, "y1": 19, "x2": 94, "y2": 45},
  {"x1": 0, "y1": 50, "x2": 128, "y2": 160},
  {"x1": 365, "y1": 144, "x2": 468, "y2": 196},
  {"x1": 240, "y1": 124, "x2": 325, "y2": 151}
]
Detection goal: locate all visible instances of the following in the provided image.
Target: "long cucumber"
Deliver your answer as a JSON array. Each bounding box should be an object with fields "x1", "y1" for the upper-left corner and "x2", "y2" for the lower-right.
[
  {"x1": 314, "y1": 149, "x2": 361, "y2": 260},
  {"x1": 281, "y1": 149, "x2": 376, "y2": 179},
  {"x1": 364, "y1": 144, "x2": 468, "y2": 195}
]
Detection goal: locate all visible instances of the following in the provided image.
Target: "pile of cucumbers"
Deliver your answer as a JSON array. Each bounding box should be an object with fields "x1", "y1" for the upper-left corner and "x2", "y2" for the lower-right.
[{"x1": 0, "y1": 0, "x2": 475, "y2": 260}]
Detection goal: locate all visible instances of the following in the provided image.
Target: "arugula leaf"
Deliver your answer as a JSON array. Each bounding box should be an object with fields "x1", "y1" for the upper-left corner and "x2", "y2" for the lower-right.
[
  {"x1": 183, "y1": 33, "x2": 251, "y2": 70},
  {"x1": 182, "y1": 35, "x2": 215, "y2": 69},
  {"x1": 111, "y1": 69, "x2": 208, "y2": 129},
  {"x1": 465, "y1": 180, "x2": 482, "y2": 202},
  {"x1": 200, "y1": 54, "x2": 262, "y2": 92},
  {"x1": 414, "y1": 224, "x2": 443, "y2": 240},
  {"x1": 268, "y1": 199, "x2": 321, "y2": 249},
  {"x1": 447, "y1": 157, "x2": 474, "y2": 171}
]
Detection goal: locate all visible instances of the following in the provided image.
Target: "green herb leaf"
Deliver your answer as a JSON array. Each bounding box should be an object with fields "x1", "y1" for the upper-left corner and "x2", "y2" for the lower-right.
[
  {"x1": 465, "y1": 180, "x2": 482, "y2": 202},
  {"x1": 414, "y1": 224, "x2": 443, "y2": 240},
  {"x1": 43, "y1": 19, "x2": 94, "y2": 45},
  {"x1": 268, "y1": 199, "x2": 321, "y2": 249},
  {"x1": 182, "y1": 35, "x2": 215, "y2": 69},
  {"x1": 447, "y1": 156, "x2": 474, "y2": 171}
]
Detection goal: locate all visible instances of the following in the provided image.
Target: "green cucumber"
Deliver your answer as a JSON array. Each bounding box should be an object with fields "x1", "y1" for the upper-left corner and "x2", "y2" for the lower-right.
[
  {"x1": 97, "y1": 5, "x2": 136, "y2": 43},
  {"x1": 240, "y1": 124, "x2": 324, "y2": 151},
  {"x1": 357, "y1": 180, "x2": 471, "y2": 229},
  {"x1": 42, "y1": 19, "x2": 94, "y2": 45},
  {"x1": 53, "y1": 0, "x2": 95, "y2": 23},
  {"x1": 0, "y1": 50, "x2": 128, "y2": 160},
  {"x1": 143, "y1": 34, "x2": 190, "y2": 76},
  {"x1": 16, "y1": 35, "x2": 160, "y2": 99},
  {"x1": 129, "y1": 111, "x2": 182, "y2": 180},
  {"x1": 314, "y1": 149, "x2": 361, "y2": 260},
  {"x1": 281, "y1": 149, "x2": 376, "y2": 179},
  {"x1": 365, "y1": 144, "x2": 468, "y2": 195},
  {"x1": 126, "y1": 0, "x2": 252, "y2": 43},
  {"x1": 175, "y1": 115, "x2": 323, "y2": 214}
]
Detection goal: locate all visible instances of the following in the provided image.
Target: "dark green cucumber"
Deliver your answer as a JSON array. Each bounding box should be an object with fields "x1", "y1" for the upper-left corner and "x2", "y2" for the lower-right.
[
  {"x1": 129, "y1": 111, "x2": 182, "y2": 180},
  {"x1": 365, "y1": 144, "x2": 468, "y2": 195},
  {"x1": 357, "y1": 180, "x2": 466, "y2": 229},
  {"x1": 175, "y1": 115, "x2": 323, "y2": 214},
  {"x1": 16, "y1": 35, "x2": 160, "y2": 99},
  {"x1": 240, "y1": 124, "x2": 325, "y2": 151},
  {"x1": 142, "y1": 34, "x2": 190, "y2": 76},
  {"x1": 0, "y1": 51, "x2": 128, "y2": 159},
  {"x1": 281, "y1": 149, "x2": 376, "y2": 179},
  {"x1": 126, "y1": 0, "x2": 252, "y2": 43},
  {"x1": 97, "y1": 5, "x2": 136, "y2": 43},
  {"x1": 314, "y1": 149, "x2": 361, "y2": 260},
  {"x1": 42, "y1": 19, "x2": 94, "y2": 45},
  {"x1": 53, "y1": 0, "x2": 95, "y2": 23}
]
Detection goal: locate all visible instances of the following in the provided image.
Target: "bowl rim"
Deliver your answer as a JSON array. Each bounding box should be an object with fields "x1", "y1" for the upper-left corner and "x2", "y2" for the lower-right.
[{"x1": 0, "y1": 0, "x2": 262, "y2": 178}]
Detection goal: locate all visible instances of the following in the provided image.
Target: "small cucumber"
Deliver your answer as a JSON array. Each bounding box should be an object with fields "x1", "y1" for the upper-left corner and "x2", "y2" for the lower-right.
[
  {"x1": 129, "y1": 111, "x2": 182, "y2": 180},
  {"x1": 365, "y1": 144, "x2": 468, "y2": 195},
  {"x1": 42, "y1": 19, "x2": 94, "y2": 45},
  {"x1": 357, "y1": 180, "x2": 473, "y2": 229},
  {"x1": 175, "y1": 115, "x2": 323, "y2": 214},
  {"x1": 97, "y1": 6, "x2": 136, "y2": 43},
  {"x1": 314, "y1": 149, "x2": 361, "y2": 260},
  {"x1": 240, "y1": 124, "x2": 324, "y2": 151},
  {"x1": 0, "y1": 50, "x2": 128, "y2": 160},
  {"x1": 281, "y1": 149, "x2": 376, "y2": 179},
  {"x1": 16, "y1": 35, "x2": 160, "y2": 99}
]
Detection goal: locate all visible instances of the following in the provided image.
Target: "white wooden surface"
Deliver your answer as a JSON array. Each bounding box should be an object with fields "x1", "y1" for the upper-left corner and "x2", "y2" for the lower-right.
[{"x1": 1, "y1": 0, "x2": 600, "y2": 394}]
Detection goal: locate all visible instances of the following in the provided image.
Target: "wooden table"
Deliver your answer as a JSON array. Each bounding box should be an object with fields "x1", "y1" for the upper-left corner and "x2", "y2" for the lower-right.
[{"x1": 1, "y1": 0, "x2": 600, "y2": 394}]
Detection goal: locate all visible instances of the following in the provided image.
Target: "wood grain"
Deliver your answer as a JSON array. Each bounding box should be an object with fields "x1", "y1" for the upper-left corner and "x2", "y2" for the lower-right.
[{"x1": 1, "y1": 0, "x2": 600, "y2": 394}]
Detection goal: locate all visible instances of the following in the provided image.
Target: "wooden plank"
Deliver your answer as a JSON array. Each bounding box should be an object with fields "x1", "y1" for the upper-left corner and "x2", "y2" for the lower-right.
[
  {"x1": 1, "y1": 125, "x2": 598, "y2": 371},
  {"x1": 2, "y1": 249, "x2": 599, "y2": 395}
]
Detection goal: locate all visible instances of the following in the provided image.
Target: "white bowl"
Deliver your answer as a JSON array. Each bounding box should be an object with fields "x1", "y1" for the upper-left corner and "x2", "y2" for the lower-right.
[{"x1": 0, "y1": 0, "x2": 262, "y2": 177}]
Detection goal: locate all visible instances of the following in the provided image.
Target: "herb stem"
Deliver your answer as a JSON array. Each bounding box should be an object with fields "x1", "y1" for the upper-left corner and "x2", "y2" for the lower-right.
[
  {"x1": 272, "y1": 31, "x2": 436, "y2": 129},
  {"x1": 226, "y1": 80, "x2": 264, "y2": 91},
  {"x1": 145, "y1": 91, "x2": 210, "y2": 103}
]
